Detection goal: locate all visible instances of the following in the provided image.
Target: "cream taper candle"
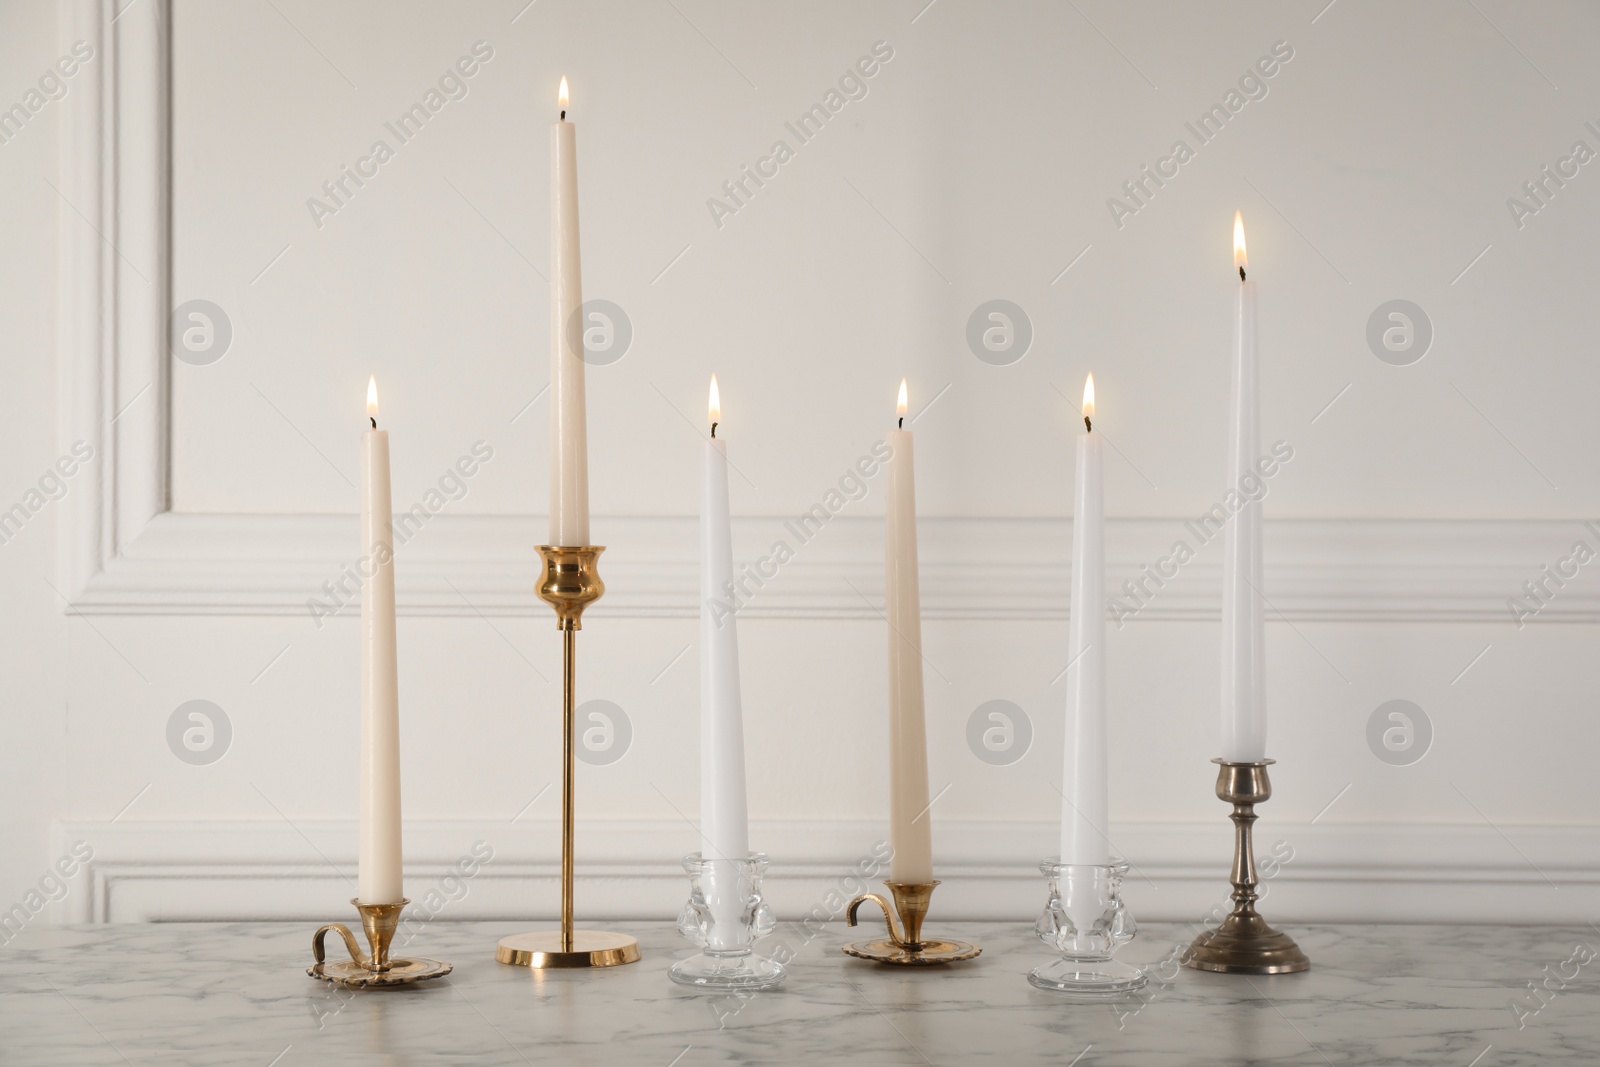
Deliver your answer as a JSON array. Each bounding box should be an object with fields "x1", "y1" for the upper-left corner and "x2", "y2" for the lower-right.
[
  {"x1": 885, "y1": 379, "x2": 933, "y2": 885},
  {"x1": 1221, "y1": 212, "x2": 1266, "y2": 762},
  {"x1": 359, "y1": 376, "x2": 403, "y2": 904},
  {"x1": 549, "y1": 76, "x2": 590, "y2": 547}
]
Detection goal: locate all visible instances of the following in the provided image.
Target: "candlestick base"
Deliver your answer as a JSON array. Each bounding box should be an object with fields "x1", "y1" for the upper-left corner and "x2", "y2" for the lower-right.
[
  {"x1": 1028, "y1": 859, "x2": 1147, "y2": 997},
  {"x1": 842, "y1": 881, "x2": 981, "y2": 965},
  {"x1": 1183, "y1": 759, "x2": 1310, "y2": 975},
  {"x1": 669, "y1": 852, "x2": 785, "y2": 990},
  {"x1": 495, "y1": 930, "x2": 641, "y2": 969},
  {"x1": 306, "y1": 899, "x2": 452, "y2": 989}
]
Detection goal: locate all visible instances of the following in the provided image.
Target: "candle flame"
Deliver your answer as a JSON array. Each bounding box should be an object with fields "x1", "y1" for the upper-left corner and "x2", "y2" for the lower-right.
[
  {"x1": 366, "y1": 375, "x2": 378, "y2": 418},
  {"x1": 708, "y1": 374, "x2": 721, "y2": 425},
  {"x1": 1082, "y1": 373, "x2": 1095, "y2": 419},
  {"x1": 1233, "y1": 211, "x2": 1247, "y2": 272},
  {"x1": 896, "y1": 378, "x2": 908, "y2": 419},
  {"x1": 558, "y1": 76, "x2": 569, "y2": 111}
]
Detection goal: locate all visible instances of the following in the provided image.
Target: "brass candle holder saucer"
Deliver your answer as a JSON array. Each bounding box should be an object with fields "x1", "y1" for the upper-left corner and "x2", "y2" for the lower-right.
[
  {"x1": 307, "y1": 899, "x2": 452, "y2": 989},
  {"x1": 843, "y1": 880, "x2": 981, "y2": 965}
]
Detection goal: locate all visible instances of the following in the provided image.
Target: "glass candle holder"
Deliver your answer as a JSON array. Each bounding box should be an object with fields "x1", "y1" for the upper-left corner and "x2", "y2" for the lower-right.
[
  {"x1": 1028, "y1": 857, "x2": 1148, "y2": 997},
  {"x1": 669, "y1": 852, "x2": 785, "y2": 990}
]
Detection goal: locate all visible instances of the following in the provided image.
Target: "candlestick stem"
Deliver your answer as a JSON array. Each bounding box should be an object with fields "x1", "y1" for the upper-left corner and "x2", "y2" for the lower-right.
[
  {"x1": 495, "y1": 546, "x2": 640, "y2": 969},
  {"x1": 561, "y1": 624, "x2": 576, "y2": 954},
  {"x1": 1183, "y1": 759, "x2": 1309, "y2": 974}
]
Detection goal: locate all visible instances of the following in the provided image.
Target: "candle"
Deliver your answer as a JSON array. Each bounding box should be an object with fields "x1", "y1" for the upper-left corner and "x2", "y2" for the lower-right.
[
  {"x1": 1221, "y1": 212, "x2": 1266, "y2": 762},
  {"x1": 885, "y1": 379, "x2": 933, "y2": 885},
  {"x1": 700, "y1": 376, "x2": 750, "y2": 943},
  {"x1": 359, "y1": 375, "x2": 403, "y2": 904},
  {"x1": 1061, "y1": 374, "x2": 1109, "y2": 866},
  {"x1": 549, "y1": 75, "x2": 589, "y2": 547}
]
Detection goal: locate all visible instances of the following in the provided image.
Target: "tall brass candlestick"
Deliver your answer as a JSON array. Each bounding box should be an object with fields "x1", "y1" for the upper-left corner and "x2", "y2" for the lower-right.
[{"x1": 495, "y1": 545, "x2": 640, "y2": 969}]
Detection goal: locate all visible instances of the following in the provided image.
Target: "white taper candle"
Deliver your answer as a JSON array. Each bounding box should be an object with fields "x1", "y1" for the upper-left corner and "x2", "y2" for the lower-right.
[
  {"x1": 700, "y1": 375, "x2": 751, "y2": 946},
  {"x1": 1061, "y1": 374, "x2": 1109, "y2": 866},
  {"x1": 1221, "y1": 212, "x2": 1266, "y2": 762}
]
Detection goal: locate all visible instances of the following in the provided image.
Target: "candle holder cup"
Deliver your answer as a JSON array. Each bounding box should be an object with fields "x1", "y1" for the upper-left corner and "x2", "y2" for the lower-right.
[
  {"x1": 842, "y1": 880, "x2": 981, "y2": 965},
  {"x1": 495, "y1": 545, "x2": 641, "y2": 970},
  {"x1": 1183, "y1": 759, "x2": 1310, "y2": 975},
  {"x1": 306, "y1": 899, "x2": 452, "y2": 989},
  {"x1": 669, "y1": 852, "x2": 785, "y2": 990},
  {"x1": 1028, "y1": 859, "x2": 1146, "y2": 996}
]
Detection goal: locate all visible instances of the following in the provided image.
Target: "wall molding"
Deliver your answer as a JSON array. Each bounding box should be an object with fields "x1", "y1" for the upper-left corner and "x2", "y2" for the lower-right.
[
  {"x1": 62, "y1": 511, "x2": 1600, "y2": 623},
  {"x1": 54, "y1": 1, "x2": 1598, "y2": 627},
  {"x1": 49, "y1": 819, "x2": 1600, "y2": 925}
]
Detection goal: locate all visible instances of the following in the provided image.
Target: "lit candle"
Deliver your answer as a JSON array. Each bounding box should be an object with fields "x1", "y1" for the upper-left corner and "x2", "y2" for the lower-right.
[
  {"x1": 550, "y1": 76, "x2": 589, "y2": 547},
  {"x1": 1061, "y1": 374, "x2": 1109, "y2": 866},
  {"x1": 1221, "y1": 212, "x2": 1266, "y2": 762},
  {"x1": 700, "y1": 375, "x2": 750, "y2": 943},
  {"x1": 360, "y1": 375, "x2": 403, "y2": 904},
  {"x1": 885, "y1": 379, "x2": 933, "y2": 885}
]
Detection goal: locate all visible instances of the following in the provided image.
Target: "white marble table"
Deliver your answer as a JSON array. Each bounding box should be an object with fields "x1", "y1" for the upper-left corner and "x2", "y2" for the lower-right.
[{"x1": 0, "y1": 920, "x2": 1593, "y2": 1065}]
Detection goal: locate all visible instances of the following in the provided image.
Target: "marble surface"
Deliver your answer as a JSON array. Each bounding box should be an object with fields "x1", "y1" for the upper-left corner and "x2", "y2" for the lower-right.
[{"x1": 1, "y1": 919, "x2": 1595, "y2": 1065}]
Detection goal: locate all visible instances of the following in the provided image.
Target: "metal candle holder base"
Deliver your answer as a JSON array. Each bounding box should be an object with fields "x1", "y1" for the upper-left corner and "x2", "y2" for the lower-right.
[
  {"x1": 496, "y1": 545, "x2": 639, "y2": 970},
  {"x1": 843, "y1": 880, "x2": 981, "y2": 965},
  {"x1": 307, "y1": 899, "x2": 452, "y2": 989},
  {"x1": 1183, "y1": 759, "x2": 1310, "y2": 975}
]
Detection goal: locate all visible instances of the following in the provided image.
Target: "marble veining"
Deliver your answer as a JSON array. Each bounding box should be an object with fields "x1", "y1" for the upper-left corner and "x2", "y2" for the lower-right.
[{"x1": 1, "y1": 921, "x2": 1595, "y2": 1065}]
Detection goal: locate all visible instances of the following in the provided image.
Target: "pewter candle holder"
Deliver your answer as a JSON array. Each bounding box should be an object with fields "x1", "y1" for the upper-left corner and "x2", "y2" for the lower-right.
[
  {"x1": 1028, "y1": 859, "x2": 1147, "y2": 996},
  {"x1": 670, "y1": 851, "x2": 785, "y2": 990},
  {"x1": 1183, "y1": 758, "x2": 1310, "y2": 975},
  {"x1": 307, "y1": 898, "x2": 452, "y2": 989}
]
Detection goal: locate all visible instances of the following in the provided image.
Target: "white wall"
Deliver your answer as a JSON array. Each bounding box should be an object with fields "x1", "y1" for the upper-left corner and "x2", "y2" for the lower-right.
[{"x1": 4, "y1": 0, "x2": 1600, "y2": 930}]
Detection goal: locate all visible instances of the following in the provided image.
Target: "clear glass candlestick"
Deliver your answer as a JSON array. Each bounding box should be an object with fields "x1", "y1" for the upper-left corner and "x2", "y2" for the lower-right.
[
  {"x1": 670, "y1": 852, "x2": 785, "y2": 990},
  {"x1": 1029, "y1": 858, "x2": 1148, "y2": 997}
]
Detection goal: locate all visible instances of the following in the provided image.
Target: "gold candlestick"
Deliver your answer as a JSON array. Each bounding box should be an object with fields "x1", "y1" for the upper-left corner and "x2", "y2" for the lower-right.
[
  {"x1": 307, "y1": 899, "x2": 452, "y2": 988},
  {"x1": 842, "y1": 880, "x2": 980, "y2": 965},
  {"x1": 495, "y1": 545, "x2": 640, "y2": 970},
  {"x1": 1183, "y1": 759, "x2": 1310, "y2": 974}
]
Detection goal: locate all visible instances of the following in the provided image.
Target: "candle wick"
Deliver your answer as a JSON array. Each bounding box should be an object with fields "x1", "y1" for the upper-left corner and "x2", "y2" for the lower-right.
[
  {"x1": 1239, "y1": 266, "x2": 1246, "y2": 282},
  {"x1": 1084, "y1": 416, "x2": 1092, "y2": 433},
  {"x1": 898, "y1": 416, "x2": 903, "y2": 429},
  {"x1": 369, "y1": 416, "x2": 377, "y2": 429},
  {"x1": 711, "y1": 422, "x2": 717, "y2": 439},
  {"x1": 560, "y1": 110, "x2": 566, "y2": 120}
]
